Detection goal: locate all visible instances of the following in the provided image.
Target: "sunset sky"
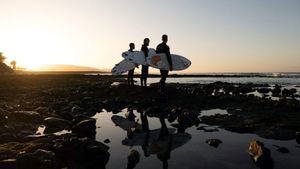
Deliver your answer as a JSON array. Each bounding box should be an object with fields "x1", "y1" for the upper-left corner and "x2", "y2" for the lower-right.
[{"x1": 0, "y1": 0, "x2": 299, "y2": 73}]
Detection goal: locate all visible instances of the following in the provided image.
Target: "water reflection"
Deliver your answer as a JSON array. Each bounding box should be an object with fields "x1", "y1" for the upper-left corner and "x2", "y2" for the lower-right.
[
  {"x1": 93, "y1": 108, "x2": 300, "y2": 169},
  {"x1": 111, "y1": 108, "x2": 192, "y2": 169}
]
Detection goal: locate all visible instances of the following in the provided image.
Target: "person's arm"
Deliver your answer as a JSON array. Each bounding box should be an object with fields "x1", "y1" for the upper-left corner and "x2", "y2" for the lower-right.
[{"x1": 156, "y1": 44, "x2": 160, "y2": 53}]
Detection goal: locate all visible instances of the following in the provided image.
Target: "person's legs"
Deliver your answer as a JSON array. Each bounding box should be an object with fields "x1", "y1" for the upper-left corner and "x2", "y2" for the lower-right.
[
  {"x1": 144, "y1": 66, "x2": 149, "y2": 87},
  {"x1": 141, "y1": 66, "x2": 148, "y2": 87},
  {"x1": 128, "y1": 69, "x2": 134, "y2": 85},
  {"x1": 160, "y1": 70, "x2": 169, "y2": 92},
  {"x1": 141, "y1": 66, "x2": 145, "y2": 86}
]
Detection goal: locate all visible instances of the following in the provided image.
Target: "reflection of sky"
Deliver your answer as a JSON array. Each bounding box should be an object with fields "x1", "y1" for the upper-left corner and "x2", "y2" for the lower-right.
[
  {"x1": 0, "y1": 0, "x2": 300, "y2": 72},
  {"x1": 93, "y1": 109, "x2": 300, "y2": 169}
]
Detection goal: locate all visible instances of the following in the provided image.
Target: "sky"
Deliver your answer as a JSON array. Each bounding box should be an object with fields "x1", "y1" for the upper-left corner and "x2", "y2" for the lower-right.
[{"x1": 0, "y1": 0, "x2": 299, "y2": 73}]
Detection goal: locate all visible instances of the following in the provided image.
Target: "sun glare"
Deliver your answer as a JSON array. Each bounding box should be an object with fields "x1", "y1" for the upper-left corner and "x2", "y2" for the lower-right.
[{"x1": 2, "y1": 26, "x2": 75, "y2": 71}]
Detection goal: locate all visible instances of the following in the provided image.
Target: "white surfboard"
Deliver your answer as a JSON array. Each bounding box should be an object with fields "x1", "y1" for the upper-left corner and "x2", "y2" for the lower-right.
[
  {"x1": 146, "y1": 53, "x2": 191, "y2": 71},
  {"x1": 111, "y1": 59, "x2": 136, "y2": 75},
  {"x1": 122, "y1": 48, "x2": 156, "y2": 65}
]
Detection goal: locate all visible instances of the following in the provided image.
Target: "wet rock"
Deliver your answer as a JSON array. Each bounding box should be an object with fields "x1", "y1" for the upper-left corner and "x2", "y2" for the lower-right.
[
  {"x1": 145, "y1": 105, "x2": 170, "y2": 118},
  {"x1": 256, "y1": 127, "x2": 295, "y2": 140},
  {"x1": 126, "y1": 149, "x2": 140, "y2": 169},
  {"x1": 72, "y1": 114, "x2": 94, "y2": 124},
  {"x1": 71, "y1": 105, "x2": 83, "y2": 116},
  {"x1": 8, "y1": 111, "x2": 42, "y2": 123},
  {"x1": 248, "y1": 139, "x2": 273, "y2": 169},
  {"x1": 272, "y1": 84, "x2": 281, "y2": 97},
  {"x1": 0, "y1": 159, "x2": 16, "y2": 169},
  {"x1": 276, "y1": 147, "x2": 289, "y2": 154},
  {"x1": 0, "y1": 133, "x2": 17, "y2": 143},
  {"x1": 0, "y1": 112, "x2": 8, "y2": 126},
  {"x1": 257, "y1": 88, "x2": 271, "y2": 94},
  {"x1": 104, "y1": 139, "x2": 110, "y2": 144},
  {"x1": 282, "y1": 88, "x2": 297, "y2": 98},
  {"x1": 197, "y1": 126, "x2": 219, "y2": 132},
  {"x1": 54, "y1": 136, "x2": 109, "y2": 169},
  {"x1": 296, "y1": 132, "x2": 300, "y2": 144},
  {"x1": 72, "y1": 119, "x2": 96, "y2": 138},
  {"x1": 16, "y1": 149, "x2": 58, "y2": 169},
  {"x1": 34, "y1": 107, "x2": 49, "y2": 114},
  {"x1": 206, "y1": 138, "x2": 222, "y2": 148},
  {"x1": 43, "y1": 117, "x2": 72, "y2": 134}
]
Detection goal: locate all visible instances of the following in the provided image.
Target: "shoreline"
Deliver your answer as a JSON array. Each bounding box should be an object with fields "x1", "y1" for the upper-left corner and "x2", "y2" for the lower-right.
[{"x1": 8, "y1": 71, "x2": 300, "y2": 78}]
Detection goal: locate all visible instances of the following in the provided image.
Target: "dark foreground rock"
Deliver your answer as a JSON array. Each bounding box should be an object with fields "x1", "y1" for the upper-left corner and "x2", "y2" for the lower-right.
[
  {"x1": 206, "y1": 138, "x2": 222, "y2": 148},
  {"x1": 248, "y1": 139, "x2": 274, "y2": 169},
  {"x1": 72, "y1": 119, "x2": 96, "y2": 138},
  {"x1": 16, "y1": 149, "x2": 58, "y2": 169},
  {"x1": 54, "y1": 136, "x2": 110, "y2": 169},
  {"x1": 43, "y1": 117, "x2": 72, "y2": 134},
  {"x1": 296, "y1": 132, "x2": 300, "y2": 144},
  {"x1": 0, "y1": 159, "x2": 16, "y2": 169},
  {"x1": 126, "y1": 149, "x2": 140, "y2": 169}
]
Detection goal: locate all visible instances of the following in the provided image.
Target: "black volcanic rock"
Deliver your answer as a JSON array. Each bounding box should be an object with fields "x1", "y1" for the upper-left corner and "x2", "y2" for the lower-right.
[
  {"x1": 43, "y1": 117, "x2": 72, "y2": 134},
  {"x1": 72, "y1": 119, "x2": 96, "y2": 138},
  {"x1": 54, "y1": 136, "x2": 109, "y2": 169}
]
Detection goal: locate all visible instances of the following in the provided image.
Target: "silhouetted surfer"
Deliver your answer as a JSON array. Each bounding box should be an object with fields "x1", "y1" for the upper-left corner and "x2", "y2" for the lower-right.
[
  {"x1": 141, "y1": 38, "x2": 150, "y2": 87},
  {"x1": 127, "y1": 43, "x2": 136, "y2": 85},
  {"x1": 156, "y1": 34, "x2": 173, "y2": 93}
]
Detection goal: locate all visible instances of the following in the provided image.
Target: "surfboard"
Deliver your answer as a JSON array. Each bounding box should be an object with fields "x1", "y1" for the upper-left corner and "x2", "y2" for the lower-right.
[
  {"x1": 122, "y1": 48, "x2": 156, "y2": 65},
  {"x1": 111, "y1": 59, "x2": 136, "y2": 75},
  {"x1": 111, "y1": 115, "x2": 142, "y2": 130},
  {"x1": 146, "y1": 53, "x2": 191, "y2": 71}
]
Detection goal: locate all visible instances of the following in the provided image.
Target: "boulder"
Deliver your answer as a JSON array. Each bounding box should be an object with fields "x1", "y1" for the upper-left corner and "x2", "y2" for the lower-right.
[
  {"x1": 0, "y1": 133, "x2": 17, "y2": 143},
  {"x1": 43, "y1": 117, "x2": 72, "y2": 134},
  {"x1": 296, "y1": 132, "x2": 300, "y2": 144},
  {"x1": 248, "y1": 139, "x2": 273, "y2": 169},
  {"x1": 8, "y1": 111, "x2": 42, "y2": 123},
  {"x1": 276, "y1": 147, "x2": 289, "y2": 154},
  {"x1": 72, "y1": 119, "x2": 96, "y2": 138},
  {"x1": 205, "y1": 138, "x2": 222, "y2": 148},
  {"x1": 54, "y1": 137, "x2": 109, "y2": 169},
  {"x1": 272, "y1": 85, "x2": 281, "y2": 97},
  {"x1": 0, "y1": 108, "x2": 8, "y2": 126},
  {"x1": 71, "y1": 105, "x2": 83, "y2": 116},
  {"x1": 16, "y1": 149, "x2": 58, "y2": 169},
  {"x1": 0, "y1": 159, "x2": 16, "y2": 169},
  {"x1": 72, "y1": 114, "x2": 94, "y2": 124},
  {"x1": 126, "y1": 149, "x2": 140, "y2": 169},
  {"x1": 144, "y1": 105, "x2": 170, "y2": 118},
  {"x1": 104, "y1": 139, "x2": 110, "y2": 144}
]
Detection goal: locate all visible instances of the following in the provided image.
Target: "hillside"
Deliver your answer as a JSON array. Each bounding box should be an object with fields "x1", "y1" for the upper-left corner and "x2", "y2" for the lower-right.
[{"x1": 0, "y1": 63, "x2": 14, "y2": 74}]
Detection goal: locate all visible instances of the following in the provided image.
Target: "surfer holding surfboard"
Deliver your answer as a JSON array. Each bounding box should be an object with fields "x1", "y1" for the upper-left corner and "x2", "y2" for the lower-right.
[
  {"x1": 141, "y1": 38, "x2": 150, "y2": 87},
  {"x1": 156, "y1": 34, "x2": 173, "y2": 93},
  {"x1": 127, "y1": 43, "x2": 136, "y2": 85}
]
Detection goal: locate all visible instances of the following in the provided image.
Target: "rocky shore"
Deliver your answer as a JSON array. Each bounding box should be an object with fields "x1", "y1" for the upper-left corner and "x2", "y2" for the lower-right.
[{"x1": 0, "y1": 74, "x2": 299, "y2": 168}]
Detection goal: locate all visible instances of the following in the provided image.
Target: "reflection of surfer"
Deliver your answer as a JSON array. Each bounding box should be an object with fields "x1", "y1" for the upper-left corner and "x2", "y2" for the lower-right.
[
  {"x1": 112, "y1": 111, "x2": 191, "y2": 169},
  {"x1": 157, "y1": 117, "x2": 172, "y2": 169},
  {"x1": 140, "y1": 111, "x2": 149, "y2": 132},
  {"x1": 125, "y1": 108, "x2": 136, "y2": 139},
  {"x1": 159, "y1": 117, "x2": 169, "y2": 138},
  {"x1": 141, "y1": 111, "x2": 150, "y2": 157},
  {"x1": 157, "y1": 135, "x2": 173, "y2": 169}
]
